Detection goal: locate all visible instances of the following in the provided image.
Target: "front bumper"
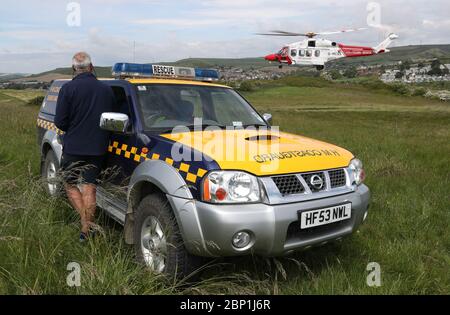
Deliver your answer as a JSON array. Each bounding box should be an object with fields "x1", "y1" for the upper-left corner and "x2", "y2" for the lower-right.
[{"x1": 167, "y1": 184, "x2": 370, "y2": 257}]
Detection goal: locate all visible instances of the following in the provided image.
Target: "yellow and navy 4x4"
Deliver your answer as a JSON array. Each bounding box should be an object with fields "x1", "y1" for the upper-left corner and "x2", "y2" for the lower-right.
[{"x1": 37, "y1": 63, "x2": 370, "y2": 277}]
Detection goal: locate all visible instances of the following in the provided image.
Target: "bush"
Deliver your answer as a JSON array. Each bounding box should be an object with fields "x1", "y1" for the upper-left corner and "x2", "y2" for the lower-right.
[
  {"x1": 329, "y1": 70, "x2": 342, "y2": 80},
  {"x1": 395, "y1": 71, "x2": 404, "y2": 79},
  {"x1": 389, "y1": 83, "x2": 410, "y2": 96},
  {"x1": 238, "y1": 81, "x2": 256, "y2": 92},
  {"x1": 412, "y1": 87, "x2": 427, "y2": 97},
  {"x1": 355, "y1": 77, "x2": 388, "y2": 90},
  {"x1": 343, "y1": 67, "x2": 357, "y2": 78},
  {"x1": 27, "y1": 95, "x2": 45, "y2": 106}
]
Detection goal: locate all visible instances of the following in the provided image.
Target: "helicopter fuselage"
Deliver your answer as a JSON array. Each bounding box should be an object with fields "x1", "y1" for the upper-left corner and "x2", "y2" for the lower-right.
[{"x1": 265, "y1": 38, "x2": 376, "y2": 69}]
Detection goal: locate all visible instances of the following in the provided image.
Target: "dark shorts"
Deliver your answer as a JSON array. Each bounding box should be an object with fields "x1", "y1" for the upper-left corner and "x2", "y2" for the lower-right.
[{"x1": 60, "y1": 153, "x2": 105, "y2": 185}]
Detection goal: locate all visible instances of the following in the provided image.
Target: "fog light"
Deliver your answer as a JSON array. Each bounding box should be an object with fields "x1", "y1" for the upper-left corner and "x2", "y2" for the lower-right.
[{"x1": 232, "y1": 231, "x2": 251, "y2": 249}]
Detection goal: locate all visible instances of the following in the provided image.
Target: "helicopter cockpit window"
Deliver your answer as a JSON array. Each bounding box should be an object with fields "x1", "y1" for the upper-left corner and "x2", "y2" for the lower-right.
[
  {"x1": 279, "y1": 47, "x2": 289, "y2": 57},
  {"x1": 306, "y1": 50, "x2": 312, "y2": 57},
  {"x1": 308, "y1": 40, "x2": 316, "y2": 47},
  {"x1": 315, "y1": 50, "x2": 320, "y2": 57},
  {"x1": 290, "y1": 49, "x2": 297, "y2": 57},
  {"x1": 299, "y1": 50, "x2": 305, "y2": 57}
]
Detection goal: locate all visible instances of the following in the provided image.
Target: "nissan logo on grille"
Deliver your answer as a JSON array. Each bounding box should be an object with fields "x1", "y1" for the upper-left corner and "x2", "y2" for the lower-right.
[{"x1": 310, "y1": 174, "x2": 324, "y2": 190}]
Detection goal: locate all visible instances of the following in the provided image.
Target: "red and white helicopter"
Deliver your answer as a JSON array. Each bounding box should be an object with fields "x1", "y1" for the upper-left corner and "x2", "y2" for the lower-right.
[{"x1": 259, "y1": 28, "x2": 398, "y2": 70}]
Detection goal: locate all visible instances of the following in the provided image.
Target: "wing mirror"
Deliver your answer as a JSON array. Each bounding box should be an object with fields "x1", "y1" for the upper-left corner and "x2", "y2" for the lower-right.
[
  {"x1": 100, "y1": 112, "x2": 129, "y2": 133},
  {"x1": 262, "y1": 113, "x2": 273, "y2": 125}
]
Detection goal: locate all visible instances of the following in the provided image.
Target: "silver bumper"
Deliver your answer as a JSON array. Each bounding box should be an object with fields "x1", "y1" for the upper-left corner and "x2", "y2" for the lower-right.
[{"x1": 167, "y1": 184, "x2": 370, "y2": 257}]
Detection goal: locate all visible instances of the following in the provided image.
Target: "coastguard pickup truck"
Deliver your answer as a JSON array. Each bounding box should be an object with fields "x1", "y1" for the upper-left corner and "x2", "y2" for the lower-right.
[{"x1": 37, "y1": 63, "x2": 370, "y2": 278}]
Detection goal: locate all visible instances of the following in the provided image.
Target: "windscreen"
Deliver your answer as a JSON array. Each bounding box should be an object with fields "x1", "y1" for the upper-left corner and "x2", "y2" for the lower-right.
[{"x1": 135, "y1": 84, "x2": 267, "y2": 131}]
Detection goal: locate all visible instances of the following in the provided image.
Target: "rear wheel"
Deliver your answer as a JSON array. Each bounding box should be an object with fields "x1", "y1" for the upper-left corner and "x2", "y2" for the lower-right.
[
  {"x1": 133, "y1": 194, "x2": 203, "y2": 279},
  {"x1": 42, "y1": 150, "x2": 61, "y2": 196}
]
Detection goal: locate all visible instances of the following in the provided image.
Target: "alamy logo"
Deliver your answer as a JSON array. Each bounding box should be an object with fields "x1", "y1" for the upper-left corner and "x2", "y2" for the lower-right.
[
  {"x1": 366, "y1": 262, "x2": 381, "y2": 287},
  {"x1": 66, "y1": 262, "x2": 81, "y2": 287},
  {"x1": 366, "y1": 2, "x2": 381, "y2": 28},
  {"x1": 66, "y1": 2, "x2": 81, "y2": 27}
]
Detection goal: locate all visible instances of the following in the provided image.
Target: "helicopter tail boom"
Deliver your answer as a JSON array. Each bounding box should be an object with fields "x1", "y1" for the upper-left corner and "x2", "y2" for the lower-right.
[{"x1": 374, "y1": 33, "x2": 399, "y2": 54}]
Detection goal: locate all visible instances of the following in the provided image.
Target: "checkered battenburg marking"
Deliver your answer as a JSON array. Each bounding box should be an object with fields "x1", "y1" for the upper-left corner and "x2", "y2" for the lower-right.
[
  {"x1": 37, "y1": 119, "x2": 207, "y2": 184},
  {"x1": 108, "y1": 141, "x2": 207, "y2": 184},
  {"x1": 37, "y1": 118, "x2": 64, "y2": 135}
]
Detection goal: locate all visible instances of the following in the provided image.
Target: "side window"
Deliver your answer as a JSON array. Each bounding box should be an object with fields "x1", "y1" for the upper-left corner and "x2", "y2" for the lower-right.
[
  {"x1": 299, "y1": 50, "x2": 305, "y2": 57},
  {"x1": 308, "y1": 40, "x2": 316, "y2": 47},
  {"x1": 315, "y1": 50, "x2": 320, "y2": 57},
  {"x1": 111, "y1": 86, "x2": 131, "y2": 117},
  {"x1": 41, "y1": 81, "x2": 64, "y2": 115},
  {"x1": 290, "y1": 49, "x2": 297, "y2": 57}
]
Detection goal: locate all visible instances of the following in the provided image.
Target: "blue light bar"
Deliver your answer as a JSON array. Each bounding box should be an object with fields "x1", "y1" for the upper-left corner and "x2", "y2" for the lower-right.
[{"x1": 112, "y1": 63, "x2": 220, "y2": 81}]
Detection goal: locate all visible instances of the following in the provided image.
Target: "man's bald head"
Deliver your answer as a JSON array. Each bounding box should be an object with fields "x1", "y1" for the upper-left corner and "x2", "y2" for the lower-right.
[{"x1": 72, "y1": 52, "x2": 93, "y2": 74}]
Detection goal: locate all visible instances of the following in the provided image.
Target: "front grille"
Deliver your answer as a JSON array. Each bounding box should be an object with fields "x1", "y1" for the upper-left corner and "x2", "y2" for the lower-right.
[
  {"x1": 272, "y1": 175, "x2": 304, "y2": 196},
  {"x1": 329, "y1": 169, "x2": 346, "y2": 188},
  {"x1": 270, "y1": 168, "x2": 348, "y2": 197},
  {"x1": 301, "y1": 172, "x2": 326, "y2": 192}
]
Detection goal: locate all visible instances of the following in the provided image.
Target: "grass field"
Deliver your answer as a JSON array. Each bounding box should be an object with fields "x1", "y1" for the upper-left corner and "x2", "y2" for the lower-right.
[{"x1": 0, "y1": 80, "x2": 449, "y2": 294}]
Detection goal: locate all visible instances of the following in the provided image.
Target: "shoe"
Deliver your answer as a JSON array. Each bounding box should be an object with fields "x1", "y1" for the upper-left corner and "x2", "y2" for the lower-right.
[
  {"x1": 79, "y1": 228, "x2": 98, "y2": 243},
  {"x1": 79, "y1": 232, "x2": 88, "y2": 243},
  {"x1": 88, "y1": 228, "x2": 97, "y2": 239}
]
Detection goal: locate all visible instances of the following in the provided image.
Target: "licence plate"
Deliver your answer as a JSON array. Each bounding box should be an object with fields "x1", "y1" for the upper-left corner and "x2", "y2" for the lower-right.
[{"x1": 300, "y1": 203, "x2": 351, "y2": 229}]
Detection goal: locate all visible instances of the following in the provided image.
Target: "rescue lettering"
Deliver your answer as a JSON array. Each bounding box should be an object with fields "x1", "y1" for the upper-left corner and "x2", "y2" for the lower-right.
[{"x1": 253, "y1": 149, "x2": 340, "y2": 163}]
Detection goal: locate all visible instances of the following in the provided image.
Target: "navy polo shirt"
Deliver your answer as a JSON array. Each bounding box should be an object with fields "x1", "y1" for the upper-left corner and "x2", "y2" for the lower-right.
[{"x1": 55, "y1": 72, "x2": 115, "y2": 156}]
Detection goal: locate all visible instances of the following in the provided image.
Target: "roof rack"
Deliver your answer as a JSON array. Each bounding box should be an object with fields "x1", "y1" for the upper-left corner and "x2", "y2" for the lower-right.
[{"x1": 112, "y1": 63, "x2": 220, "y2": 82}]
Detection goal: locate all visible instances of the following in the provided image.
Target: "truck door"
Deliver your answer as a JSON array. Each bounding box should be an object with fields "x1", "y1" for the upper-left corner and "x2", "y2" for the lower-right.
[{"x1": 102, "y1": 82, "x2": 138, "y2": 191}]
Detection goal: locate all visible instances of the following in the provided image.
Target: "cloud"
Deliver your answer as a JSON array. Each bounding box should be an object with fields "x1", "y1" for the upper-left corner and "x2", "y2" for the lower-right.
[
  {"x1": 422, "y1": 19, "x2": 450, "y2": 29},
  {"x1": 1, "y1": 0, "x2": 449, "y2": 73},
  {"x1": 132, "y1": 18, "x2": 227, "y2": 27}
]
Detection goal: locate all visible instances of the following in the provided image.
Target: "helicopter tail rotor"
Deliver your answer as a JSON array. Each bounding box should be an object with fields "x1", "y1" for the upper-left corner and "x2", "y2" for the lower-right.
[{"x1": 374, "y1": 33, "x2": 399, "y2": 53}]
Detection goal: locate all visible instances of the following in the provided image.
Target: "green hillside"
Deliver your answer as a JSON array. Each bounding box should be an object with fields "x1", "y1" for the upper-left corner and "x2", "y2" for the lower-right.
[
  {"x1": 330, "y1": 44, "x2": 450, "y2": 67},
  {"x1": 27, "y1": 66, "x2": 113, "y2": 79},
  {"x1": 23, "y1": 44, "x2": 450, "y2": 79},
  {"x1": 160, "y1": 57, "x2": 268, "y2": 69}
]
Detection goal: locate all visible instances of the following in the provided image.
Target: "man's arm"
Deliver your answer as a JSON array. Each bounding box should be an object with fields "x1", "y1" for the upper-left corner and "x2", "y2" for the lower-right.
[{"x1": 54, "y1": 85, "x2": 71, "y2": 131}]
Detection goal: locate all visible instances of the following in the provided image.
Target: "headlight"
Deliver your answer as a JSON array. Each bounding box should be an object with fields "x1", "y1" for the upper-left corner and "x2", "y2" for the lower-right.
[
  {"x1": 348, "y1": 158, "x2": 366, "y2": 185},
  {"x1": 202, "y1": 171, "x2": 262, "y2": 203}
]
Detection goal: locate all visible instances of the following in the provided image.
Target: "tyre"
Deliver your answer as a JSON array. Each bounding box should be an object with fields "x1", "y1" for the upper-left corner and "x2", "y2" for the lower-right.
[
  {"x1": 134, "y1": 194, "x2": 203, "y2": 279},
  {"x1": 42, "y1": 150, "x2": 62, "y2": 197}
]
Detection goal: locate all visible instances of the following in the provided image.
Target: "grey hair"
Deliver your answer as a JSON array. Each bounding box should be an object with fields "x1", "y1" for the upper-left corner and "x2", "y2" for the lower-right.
[{"x1": 72, "y1": 52, "x2": 92, "y2": 72}]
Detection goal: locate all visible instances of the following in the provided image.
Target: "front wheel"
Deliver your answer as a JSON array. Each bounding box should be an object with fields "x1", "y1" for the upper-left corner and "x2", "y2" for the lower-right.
[{"x1": 133, "y1": 194, "x2": 203, "y2": 279}]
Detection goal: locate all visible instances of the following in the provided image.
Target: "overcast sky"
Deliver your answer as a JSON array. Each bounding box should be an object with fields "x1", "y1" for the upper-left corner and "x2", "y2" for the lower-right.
[{"x1": 1, "y1": 0, "x2": 449, "y2": 73}]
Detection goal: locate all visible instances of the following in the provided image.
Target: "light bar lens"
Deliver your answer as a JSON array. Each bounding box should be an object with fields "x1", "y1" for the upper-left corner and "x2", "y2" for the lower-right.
[{"x1": 112, "y1": 63, "x2": 219, "y2": 81}]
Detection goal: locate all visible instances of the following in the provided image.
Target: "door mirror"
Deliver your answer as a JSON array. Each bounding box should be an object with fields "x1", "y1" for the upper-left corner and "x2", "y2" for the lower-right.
[
  {"x1": 262, "y1": 113, "x2": 273, "y2": 125},
  {"x1": 100, "y1": 112, "x2": 129, "y2": 133}
]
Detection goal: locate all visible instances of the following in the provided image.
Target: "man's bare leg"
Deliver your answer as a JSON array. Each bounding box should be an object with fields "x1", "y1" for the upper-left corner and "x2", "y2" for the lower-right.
[
  {"x1": 65, "y1": 184, "x2": 89, "y2": 234},
  {"x1": 81, "y1": 184, "x2": 97, "y2": 230}
]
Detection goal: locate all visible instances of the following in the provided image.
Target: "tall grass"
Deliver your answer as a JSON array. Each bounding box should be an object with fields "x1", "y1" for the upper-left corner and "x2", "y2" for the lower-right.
[{"x1": 0, "y1": 82, "x2": 449, "y2": 294}]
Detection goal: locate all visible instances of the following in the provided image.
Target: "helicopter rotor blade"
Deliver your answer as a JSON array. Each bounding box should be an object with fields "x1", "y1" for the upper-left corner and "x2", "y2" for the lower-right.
[
  {"x1": 256, "y1": 30, "x2": 309, "y2": 37},
  {"x1": 256, "y1": 27, "x2": 367, "y2": 37},
  {"x1": 316, "y1": 27, "x2": 367, "y2": 35}
]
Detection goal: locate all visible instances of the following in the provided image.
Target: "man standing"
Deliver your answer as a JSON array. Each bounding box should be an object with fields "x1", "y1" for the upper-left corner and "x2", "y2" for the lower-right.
[{"x1": 55, "y1": 52, "x2": 115, "y2": 241}]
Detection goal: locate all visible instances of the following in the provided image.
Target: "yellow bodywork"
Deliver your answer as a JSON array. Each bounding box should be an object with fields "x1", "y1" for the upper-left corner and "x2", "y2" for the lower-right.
[
  {"x1": 129, "y1": 78, "x2": 353, "y2": 175},
  {"x1": 162, "y1": 129, "x2": 354, "y2": 176}
]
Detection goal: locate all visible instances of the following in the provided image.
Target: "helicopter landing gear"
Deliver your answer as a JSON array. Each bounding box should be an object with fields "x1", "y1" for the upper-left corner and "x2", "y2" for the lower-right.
[{"x1": 316, "y1": 65, "x2": 325, "y2": 71}]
